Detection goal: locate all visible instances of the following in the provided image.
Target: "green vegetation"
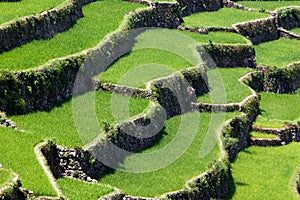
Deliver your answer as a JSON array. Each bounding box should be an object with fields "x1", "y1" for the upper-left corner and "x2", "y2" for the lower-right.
[
  {"x1": 258, "y1": 89, "x2": 300, "y2": 122},
  {"x1": 238, "y1": 1, "x2": 300, "y2": 11},
  {"x1": 181, "y1": 31, "x2": 249, "y2": 44},
  {"x1": 250, "y1": 131, "x2": 277, "y2": 139},
  {"x1": 98, "y1": 49, "x2": 192, "y2": 88},
  {"x1": 11, "y1": 91, "x2": 150, "y2": 147},
  {"x1": 182, "y1": 8, "x2": 269, "y2": 28},
  {"x1": 198, "y1": 68, "x2": 254, "y2": 104},
  {"x1": 231, "y1": 143, "x2": 300, "y2": 200},
  {"x1": 98, "y1": 30, "x2": 247, "y2": 88},
  {"x1": 0, "y1": 0, "x2": 144, "y2": 71},
  {"x1": 57, "y1": 178, "x2": 114, "y2": 200},
  {"x1": 255, "y1": 38, "x2": 300, "y2": 67},
  {"x1": 0, "y1": 91, "x2": 149, "y2": 195},
  {"x1": 0, "y1": 127, "x2": 57, "y2": 196},
  {"x1": 0, "y1": 169, "x2": 13, "y2": 186},
  {"x1": 290, "y1": 27, "x2": 300, "y2": 34},
  {"x1": 0, "y1": 0, "x2": 65, "y2": 25},
  {"x1": 100, "y1": 112, "x2": 236, "y2": 197},
  {"x1": 253, "y1": 116, "x2": 285, "y2": 128}
]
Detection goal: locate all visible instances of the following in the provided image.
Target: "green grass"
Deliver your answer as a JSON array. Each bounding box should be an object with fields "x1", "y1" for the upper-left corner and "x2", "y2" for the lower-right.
[
  {"x1": 97, "y1": 49, "x2": 192, "y2": 88},
  {"x1": 255, "y1": 38, "x2": 300, "y2": 67},
  {"x1": 198, "y1": 68, "x2": 254, "y2": 104},
  {"x1": 250, "y1": 131, "x2": 277, "y2": 139},
  {"x1": 11, "y1": 91, "x2": 150, "y2": 147},
  {"x1": 230, "y1": 143, "x2": 300, "y2": 200},
  {"x1": 290, "y1": 27, "x2": 300, "y2": 34},
  {"x1": 98, "y1": 30, "x2": 248, "y2": 88},
  {"x1": 0, "y1": 127, "x2": 57, "y2": 196},
  {"x1": 0, "y1": 169, "x2": 14, "y2": 187},
  {"x1": 100, "y1": 112, "x2": 237, "y2": 197},
  {"x1": 238, "y1": 1, "x2": 300, "y2": 11},
  {"x1": 0, "y1": 0, "x2": 144, "y2": 71},
  {"x1": 0, "y1": 0, "x2": 65, "y2": 25},
  {"x1": 0, "y1": 91, "x2": 149, "y2": 195},
  {"x1": 258, "y1": 89, "x2": 300, "y2": 122},
  {"x1": 253, "y1": 116, "x2": 285, "y2": 128},
  {"x1": 182, "y1": 8, "x2": 269, "y2": 28},
  {"x1": 57, "y1": 178, "x2": 114, "y2": 200},
  {"x1": 181, "y1": 31, "x2": 249, "y2": 44}
]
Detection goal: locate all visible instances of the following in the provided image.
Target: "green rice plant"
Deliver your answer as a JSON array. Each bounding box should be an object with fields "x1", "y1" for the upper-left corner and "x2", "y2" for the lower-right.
[
  {"x1": 255, "y1": 38, "x2": 300, "y2": 68},
  {"x1": 11, "y1": 91, "x2": 150, "y2": 147},
  {"x1": 290, "y1": 27, "x2": 300, "y2": 34},
  {"x1": 0, "y1": 169, "x2": 14, "y2": 187},
  {"x1": 238, "y1": 1, "x2": 300, "y2": 11},
  {"x1": 198, "y1": 68, "x2": 254, "y2": 104},
  {"x1": 250, "y1": 131, "x2": 277, "y2": 139},
  {"x1": 0, "y1": 127, "x2": 57, "y2": 196},
  {"x1": 0, "y1": 91, "x2": 149, "y2": 196},
  {"x1": 181, "y1": 31, "x2": 249, "y2": 44},
  {"x1": 57, "y1": 178, "x2": 114, "y2": 200},
  {"x1": 254, "y1": 116, "x2": 285, "y2": 128},
  {"x1": 230, "y1": 143, "x2": 300, "y2": 200},
  {"x1": 0, "y1": 0, "x2": 144, "y2": 71},
  {"x1": 97, "y1": 49, "x2": 192, "y2": 88},
  {"x1": 0, "y1": 0, "x2": 65, "y2": 25},
  {"x1": 100, "y1": 112, "x2": 238, "y2": 197},
  {"x1": 182, "y1": 8, "x2": 269, "y2": 28},
  {"x1": 258, "y1": 89, "x2": 300, "y2": 122}
]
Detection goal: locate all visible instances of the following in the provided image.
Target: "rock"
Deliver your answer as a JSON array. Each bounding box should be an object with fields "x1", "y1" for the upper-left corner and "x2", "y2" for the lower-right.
[{"x1": 0, "y1": 163, "x2": 2, "y2": 169}]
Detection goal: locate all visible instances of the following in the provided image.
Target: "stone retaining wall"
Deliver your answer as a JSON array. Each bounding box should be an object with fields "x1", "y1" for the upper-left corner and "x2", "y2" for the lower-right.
[
  {"x1": 177, "y1": 0, "x2": 223, "y2": 17},
  {"x1": 0, "y1": 0, "x2": 88, "y2": 53},
  {"x1": 279, "y1": 28, "x2": 300, "y2": 40},
  {"x1": 233, "y1": 17, "x2": 279, "y2": 45},
  {"x1": 277, "y1": 7, "x2": 300, "y2": 30},
  {"x1": 251, "y1": 123, "x2": 300, "y2": 146},
  {"x1": 241, "y1": 64, "x2": 300, "y2": 94},
  {"x1": 126, "y1": 2, "x2": 182, "y2": 29},
  {"x1": 198, "y1": 43, "x2": 256, "y2": 68}
]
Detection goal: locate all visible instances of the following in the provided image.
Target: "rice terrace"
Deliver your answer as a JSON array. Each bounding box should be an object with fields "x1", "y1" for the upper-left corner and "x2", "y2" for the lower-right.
[{"x1": 0, "y1": 0, "x2": 300, "y2": 199}]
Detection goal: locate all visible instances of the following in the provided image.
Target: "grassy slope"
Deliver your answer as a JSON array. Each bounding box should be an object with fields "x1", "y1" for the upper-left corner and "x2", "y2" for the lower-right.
[
  {"x1": 255, "y1": 38, "x2": 300, "y2": 68},
  {"x1": 100, "y1": 112, "x2": 237, "y2": 197},
  {"x1": 0, "y1": 0, "x2": 144, "y2": 71},
  {"x1": 291, "y1": 27, "x2": 300, "y2": 34},
  {"x1": 250, "y1": 131, "x2": 277, "y2": 139},
  {"x1": 182, "y1": 8, "x2": 269, "y2": 28},
  {"x1": 0, "y1": 92, "x2": 149, "y2": 195},
  {"x1": 254, "y1": 89, "x2": 300, "y2": 128},
  {"x1": 0, "y1": 0, "x2": 65, "y2": 25},
  {"x1": 231, "y1": 143, "x2": 300, "y2": 200},
  {"x1": 181, "y1": 30, "x2": 249, "y2": 44},
  {"x1": 198, "y1": 68, "x2": 254, "y2": 104},
  {"x1": 0, "y1": 169, "x2": 14, "y2": 187},
  {"x1": 57, "y1": 178, "x2": 114, "y2": 200},
  {"x1": 98, "y1": 49, "x2": 192, "y2": 88},
  {"x1": 238, "y1": 1, "x2": 300, "y2": 11},
  {"x1": 98, "y1": 30, "x2": 248, "y2": 88}
]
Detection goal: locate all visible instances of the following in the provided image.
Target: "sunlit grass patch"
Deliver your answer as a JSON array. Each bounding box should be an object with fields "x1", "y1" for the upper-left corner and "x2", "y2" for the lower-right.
[
  {"x1": 238, "y1": 1, "x2": 300, "y2": 11},
  {"x1": 182, "y1": 8, "x2": 269, "y2": 28},
  {"x1": 57, "y1": 178, "x2": 114, "y2": 200},
  {"x1": 254, "y1": 38, "x2": 300, "y2": 67},
  {"x1": 250, "y1": 131, "x2": 277, "y2": 139},
  {"x1": 100, "y1": 112, "x2": 237, "y2": 197},
  {"x1": 0, "y1": 0, "x2": 144, "y2": 71},
  {"x1": 258, "y1": 89, "x2": 300, "y2": 122},
  {"x1": 290, "y1": 27, "x2": 300, "y2": 34},
  {"x1": 231, "y1": 143, "x2": 300, "y2": 200},
  {"x1": 198, "y1": 68, "x2": 254, "y2": 104},
  {"x1": 0, "y1": 0, "x2": 65, "y2": 25}
]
